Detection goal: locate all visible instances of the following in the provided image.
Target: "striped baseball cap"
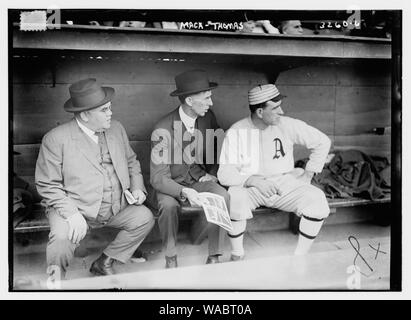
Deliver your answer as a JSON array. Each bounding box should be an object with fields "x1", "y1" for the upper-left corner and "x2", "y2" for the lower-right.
[{"x1": 248, "y1": 84, "x2": 285, "y2": 105}]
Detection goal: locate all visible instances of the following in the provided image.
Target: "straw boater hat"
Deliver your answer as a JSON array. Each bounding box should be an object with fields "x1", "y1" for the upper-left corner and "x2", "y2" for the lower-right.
[
  {"x1": 248, "y1": 84, "x2": 285, "y2": 105},
  {"x1": 170, "y1": 69, "x2": 218, "y2": 96},
  {"x1": 64, "y1": 78, "x2": 115, "y2": 113}
]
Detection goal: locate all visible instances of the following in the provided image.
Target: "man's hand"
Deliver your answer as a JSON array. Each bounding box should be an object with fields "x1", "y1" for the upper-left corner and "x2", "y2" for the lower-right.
[
  {"x1": 199, "y1": 173, "x2": 218, "y2": 183},
  {"x1": 245, "y1": 176, "x2": 280, "y2": 198},
  {"x1": 132, "y1": 189, "x2": 146, "y2": 205},
  {"x1": 66, "y1": 212, "x2": 88, "y2": 245},
  {"x1": 181, "y1": 188, "x2": 206, "y2": 207}
]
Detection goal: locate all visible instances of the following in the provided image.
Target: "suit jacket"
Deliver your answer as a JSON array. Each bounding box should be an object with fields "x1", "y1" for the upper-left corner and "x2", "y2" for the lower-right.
[
  {"x1": 150, "y1": 107, "x2": 222, "y2": 198},
  {"x1": 35, "y1": 118, "x2": 146, "y2": 220}
]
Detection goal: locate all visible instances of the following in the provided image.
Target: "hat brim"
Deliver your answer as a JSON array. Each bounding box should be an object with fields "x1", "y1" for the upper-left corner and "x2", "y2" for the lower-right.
[
  {"x1": 170, "y1": 82, "x2": 218, "y2": 97},
  {"x1": 64, "y1": 87, "x2": 115, "y2": 113},
  {"x1": 271, "y1": 93, "x2": 286, "y2": 102}
]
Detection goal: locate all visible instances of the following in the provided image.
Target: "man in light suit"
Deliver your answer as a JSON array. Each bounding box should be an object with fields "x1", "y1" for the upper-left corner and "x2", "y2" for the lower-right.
[
  {"x1": 35, "y1": 78, "x2": 154, "y2": 279},
  {"x1": 150, "y1": 70, "x2": 228, "y2": 268}
]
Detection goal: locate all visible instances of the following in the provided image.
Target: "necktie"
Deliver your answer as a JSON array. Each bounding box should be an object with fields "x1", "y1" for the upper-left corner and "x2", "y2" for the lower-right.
[
  {"x1": 95, "y1": 131, "x2": 104, "y2": 162},
  {"x1": 94, "y1": 131, "x2": 103, "y2": 142},
  {"x1": 190, "y1": 134, "x2": 196, "y2": 157}
]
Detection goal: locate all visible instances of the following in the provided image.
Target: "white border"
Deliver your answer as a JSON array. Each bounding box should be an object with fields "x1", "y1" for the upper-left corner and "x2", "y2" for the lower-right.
[{"x1": 1, "y1": 0, "x2": 409, "y2": 300}]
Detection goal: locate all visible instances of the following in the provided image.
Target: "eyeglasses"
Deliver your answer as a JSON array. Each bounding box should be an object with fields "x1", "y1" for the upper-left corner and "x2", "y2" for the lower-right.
[
  {"x1": 90, "y1": 102, "x2": 112, "y2": 114},
  {"x1": 99, "y1": 105, "x2": 112, "y2": 113}
]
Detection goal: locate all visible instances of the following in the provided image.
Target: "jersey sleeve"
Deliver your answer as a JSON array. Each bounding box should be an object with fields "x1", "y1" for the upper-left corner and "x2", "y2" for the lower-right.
[{"x1": 287, "y1": 118, "x2": 331, "y2": 173}]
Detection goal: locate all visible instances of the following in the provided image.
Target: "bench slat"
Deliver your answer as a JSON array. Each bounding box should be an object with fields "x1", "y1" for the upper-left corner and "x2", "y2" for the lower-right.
[
  {"x1": 13, "y1": 195, "x2": 391, "y2": 234},
  {"x1": 328, "y1": 196, "x2": 390, "y2": 207}
]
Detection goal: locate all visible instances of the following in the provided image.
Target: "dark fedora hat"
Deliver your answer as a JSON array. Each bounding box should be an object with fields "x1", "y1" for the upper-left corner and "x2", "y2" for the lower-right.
[
  {"x1": 64, "y1": 78, "x2": 115, "y2": 113},
  {"x1": 170, "y1": 69, "x2": 218, "y2": 97}
]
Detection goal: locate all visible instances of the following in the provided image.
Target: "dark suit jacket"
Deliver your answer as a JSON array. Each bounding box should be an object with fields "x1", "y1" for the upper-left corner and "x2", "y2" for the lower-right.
[
  {"x1": 150, "y1": 107, "x2": 222, "y2": 198},
  {"x1": 35, "y1": 118, "x2": 146, "y2": 219}
]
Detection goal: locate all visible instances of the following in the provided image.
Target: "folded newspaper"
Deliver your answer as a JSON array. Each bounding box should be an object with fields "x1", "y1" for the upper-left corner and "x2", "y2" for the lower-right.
[
  {"x1": 187, "y1": 192, "x2": 233, "y2": 233},
  {"x1": 124, "y1": 189, "x2": 138, "y2": 205}
]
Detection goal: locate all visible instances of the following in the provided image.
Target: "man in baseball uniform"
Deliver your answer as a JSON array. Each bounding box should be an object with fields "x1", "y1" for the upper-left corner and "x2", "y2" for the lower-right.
[{"x1": 217, "y1": 84, "x2": 331, "y2": 260}]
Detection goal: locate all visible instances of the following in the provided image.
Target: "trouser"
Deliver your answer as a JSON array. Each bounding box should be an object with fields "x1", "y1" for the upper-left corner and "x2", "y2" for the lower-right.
[
  {"x1": 227, "y1": 173, "x2": 330, "y2": 252},
  {"x1": 229, "y1": 173, "x2": 330, "y2": 221},
  {"x1": 156, "y1": 180, "x2": 228, "y2": 257},
  {"x1": 46, "y1": 204, "x2": 155, "y2": 274}
]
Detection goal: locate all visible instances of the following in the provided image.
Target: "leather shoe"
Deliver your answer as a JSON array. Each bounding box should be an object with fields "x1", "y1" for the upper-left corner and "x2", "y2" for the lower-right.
[
  {"x1": 165, "y1": 255, "x2": 178, "y2": 269},
  {"x1": 230, "y1": 254, "x2": 244, "y2": 262},
  {"x1": 90, "y1": 253, "x2": 115, "y2": 276},
  {"x1": 205, "y1": 255, "x2": 220, "y2": 264}
]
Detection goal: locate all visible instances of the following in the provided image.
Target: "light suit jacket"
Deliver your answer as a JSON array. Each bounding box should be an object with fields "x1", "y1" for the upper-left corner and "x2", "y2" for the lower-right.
[
  {"x1": 35, "y1": 118, "x2": 146, "y2": 220},
  {"x1": 150, "y1": 107, "x2": 222, "y2": 199}
]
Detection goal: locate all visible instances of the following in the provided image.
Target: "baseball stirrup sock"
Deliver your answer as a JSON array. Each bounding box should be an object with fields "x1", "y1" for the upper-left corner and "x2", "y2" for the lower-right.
[
  {"x1": 228, "y1": 220, "x2": 246, "y2": 257},
  {"x1": 294, "y1": 215, "x2": 325, "y2": 255},
  {"x1": 298, "y1": 215, "x2": 325, "y2": 239}
]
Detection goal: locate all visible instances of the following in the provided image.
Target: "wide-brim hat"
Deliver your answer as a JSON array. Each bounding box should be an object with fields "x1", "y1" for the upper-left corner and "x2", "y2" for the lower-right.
[
  {"x1": 64, "y1": 78, "x2": 115, "y2": 113},
  {"x1": 248, "y1": 84, "x2": 286, "y2": 105},
  {"x1": 170, "y1": 69, "x2": 218, "y2": 96}
]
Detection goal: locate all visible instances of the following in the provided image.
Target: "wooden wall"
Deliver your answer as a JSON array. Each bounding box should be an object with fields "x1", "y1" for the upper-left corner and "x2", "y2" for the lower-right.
[
  {"x1": 12, "y1": 51, "x2": 271, "y2": 144},
  {"x1": 12, "y1": 50, "x2": 391, "y2": 197},
  {"x1": 276, "y1": 59, "x2": 391, "y2": 160}
]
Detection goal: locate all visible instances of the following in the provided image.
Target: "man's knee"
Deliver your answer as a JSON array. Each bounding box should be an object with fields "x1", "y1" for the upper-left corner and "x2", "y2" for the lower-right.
[
  {"x1": 48, "y1": 222, "x2": 70, "y2": 243},
  {"x1": 158, "y1": 194, "x2": 180, "y2": 213},
  {"x1": 300, "y1": 186, "x2": 330, "y2": 220},
  {"x1": 127, "y1": 205, "x2": 155, "y2": 230},
  {"x1": 227, "y1": 186, "x2": 253, "y2": 220},
  {"x1": 207, "y1": 182, "x2": 230, "y2": 206}
]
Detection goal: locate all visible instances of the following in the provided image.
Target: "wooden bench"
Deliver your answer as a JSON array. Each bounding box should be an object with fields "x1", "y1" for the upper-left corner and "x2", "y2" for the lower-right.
[
  {"x1": 13, "y1": 144, "x2": 391, "y2": 243},
  {"x1": 14, "y1": 196, "x2": 391, "y2": 245}
]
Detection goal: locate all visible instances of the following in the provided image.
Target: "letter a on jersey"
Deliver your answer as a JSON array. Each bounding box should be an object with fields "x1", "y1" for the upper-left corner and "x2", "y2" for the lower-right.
[{"x1": 273, "y1": 138, "x2": 285, "y2": 159}]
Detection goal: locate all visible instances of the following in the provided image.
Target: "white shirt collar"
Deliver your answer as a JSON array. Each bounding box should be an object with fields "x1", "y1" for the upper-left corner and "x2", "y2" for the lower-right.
[
  {"x1": 179, "y1": 106, "x2": 197, "y2": 133},
  {"x1": 75, "y1": 118, "x2": 98, "y2": 144}
]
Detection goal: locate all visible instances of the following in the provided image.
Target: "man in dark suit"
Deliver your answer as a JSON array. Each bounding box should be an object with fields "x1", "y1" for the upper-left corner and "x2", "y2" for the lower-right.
[
  {"x1": 150, "y1": 70, "x2": 228, "y2": 268},
  {"x1": 35, "y1": 78, "x2": 154, "y2": 279}
]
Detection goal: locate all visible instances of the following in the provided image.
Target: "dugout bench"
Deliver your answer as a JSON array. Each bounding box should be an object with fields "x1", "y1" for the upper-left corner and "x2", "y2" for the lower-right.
[{"x1": 13, "y1": 187, "x2": 391, "y2": 244}]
